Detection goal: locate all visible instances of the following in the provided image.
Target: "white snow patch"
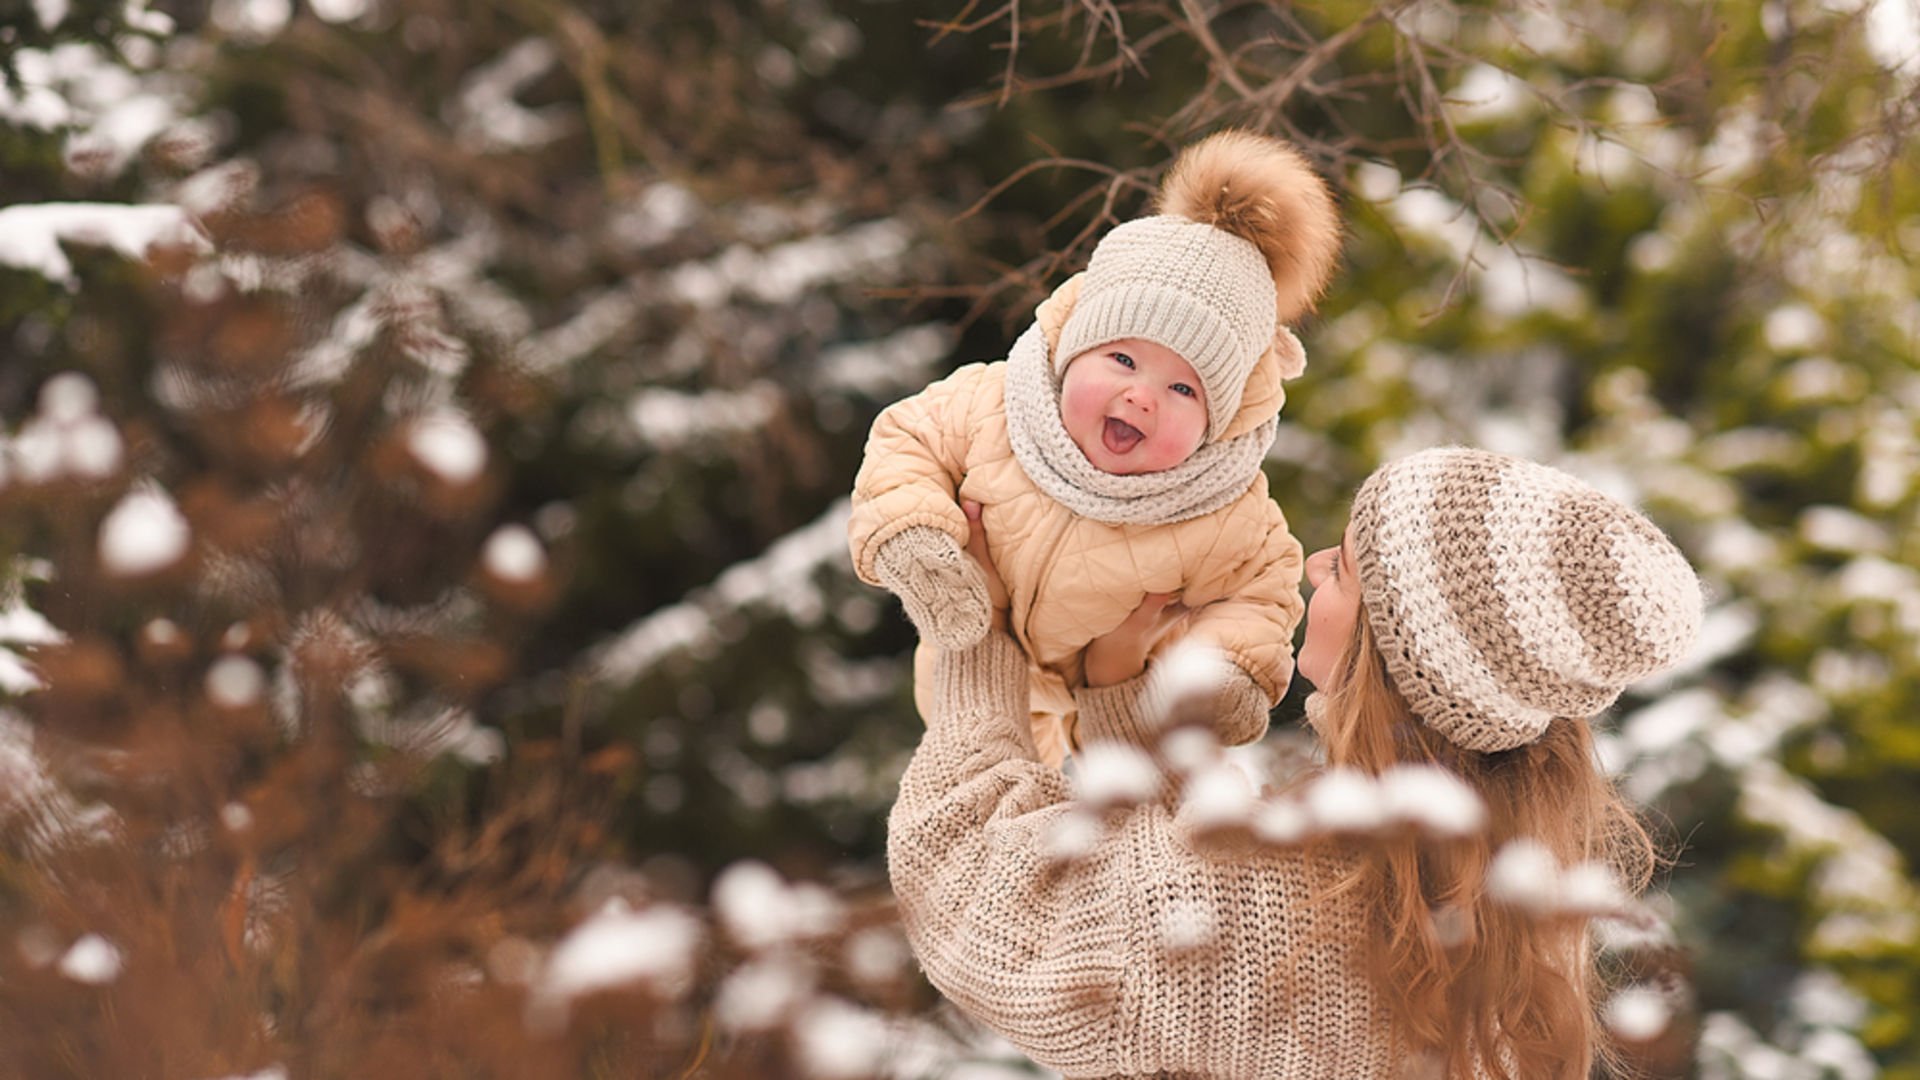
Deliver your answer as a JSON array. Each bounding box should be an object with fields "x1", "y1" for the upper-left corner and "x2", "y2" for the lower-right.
[
  {"x1": 1180, "y1": 763, "x2": 1256, "y2": 829},
  {"x1": 99, "y1": 486, "x2": 191, "y2": 576},
  {"x1": 714, "y1": 956, "x2": 814, "y2": 1033},
  {"x1": 211, "y1": 0, "x2": 292, "y2": 43},
  {"x1": 206, "y1": 656, "x2": 266, "y2": 708},
  {"x1": 1446, "y1": 64, "x2": 1534, "y2": 123},
  {"x1": 406, "y1": 410, "x2": 488, "y2": 484},
  {"x1": 1158, "y1": 898, "x2": 1216, "y2": 951},
  {"x1": 1253, "y1": 799, "x2": 1310, "y2": 845},
  {"x1": 482, "y1": 524, "x2": 546, "y2": 583},
  {"x1": 308, "y1": 0, "x2": 368, "y2": 23},
  {"x1": 0, "y1": 202, "x2": 208, "y2": 289},
  {"x1": 1764, "y1": 304, "x2": 1826, "y2": 352},
  {"x1": 628, "y1": 384, "x2": 780, "y2": 451},
  {"x1": 592, "y1": 500, "x2": 849, "y2": 686},
  {"x1": 1487, "y1": 839, "x2": 1560, "y2": 913},
  {"x1": 537, "y1": 899, "x2": 702, "y2": 1008},
  {"x1": 1380, "y1": 764, "x2": 1485, "y2": 836},
  {"x1": 57, "y1": 933, "x2": 122, "y2": 984},
  {"x1": 792, "y1": 997, "x2": 890, "y2": 1080},
  {"x1": 453, "y1": 39, "x2": 572, "y2": 152},
  {"x1": 1604, "y1": 986, "x2": 1672, "y2": 1040},
  {"x1": 665, "y1": 220, "x2": 911, "y2": 309},
  {"x1": 1072, "y1": 743, "x2": 1160, "y2": 806},
  {"x1": 1305, "y1": 768, "x2": 1387, "y2": 832},
  {"x1": 712, "y1": 861, "x2": 843, "y2": 951},
  {"x1": 1041, "y1": 808, "x2": 1103, "y2": 862}
]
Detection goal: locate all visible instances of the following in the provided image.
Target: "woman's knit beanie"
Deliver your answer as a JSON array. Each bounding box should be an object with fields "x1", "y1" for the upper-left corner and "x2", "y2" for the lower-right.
[
  {"x1": 1348, "y1": 447, "x2": 1704, "y2": 753},
  {"x1": 1054, "y1": 131, "x2": 1341, "y2": 444}
]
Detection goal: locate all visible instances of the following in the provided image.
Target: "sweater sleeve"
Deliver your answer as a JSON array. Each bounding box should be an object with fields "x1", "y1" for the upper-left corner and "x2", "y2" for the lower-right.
[
  {"x1": 847, "y1": 365, "x2": 994, "y2": 586},
  {"x1": 1072, "y1": 662, "x2": 1272, "y2": 753},
  {"x1": 886, "y1": 633, "x2": 1132, "y2": 1074}
]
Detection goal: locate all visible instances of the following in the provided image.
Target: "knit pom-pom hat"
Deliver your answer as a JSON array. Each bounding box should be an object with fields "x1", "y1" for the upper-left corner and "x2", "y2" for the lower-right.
[
  {"x1": 1054, "y1": 130, "x2": 1342, "y2": 444},
  {"x1": 1349, "y1": 447, "x2": 1704, "y2": 753}
]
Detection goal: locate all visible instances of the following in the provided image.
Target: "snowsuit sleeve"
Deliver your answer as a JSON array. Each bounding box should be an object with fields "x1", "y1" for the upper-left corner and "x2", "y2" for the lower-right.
[
  {"x1": 1184, "y1": 494, "x2": 1305, "y2": 713},
  {"x1": 847, "y1": 364, "x2": 998, "y2": 586}
]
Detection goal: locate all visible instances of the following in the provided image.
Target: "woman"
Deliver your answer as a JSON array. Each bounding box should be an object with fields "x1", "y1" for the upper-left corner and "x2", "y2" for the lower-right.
[{"x1": 886, "y1": 446, "x2": 1702, "y2": 1079}]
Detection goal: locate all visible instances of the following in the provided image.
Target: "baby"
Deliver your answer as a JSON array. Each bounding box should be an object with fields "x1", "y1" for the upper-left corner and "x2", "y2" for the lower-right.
[{"x1": 848, "y1": 131, "x2": 1341, "y2": 765}]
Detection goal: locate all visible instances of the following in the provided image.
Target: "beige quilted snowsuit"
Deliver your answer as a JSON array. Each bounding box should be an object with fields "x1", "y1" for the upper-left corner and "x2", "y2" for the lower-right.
[{"x1": 848, "y1": 278, "x2": 1305, "y2": 764}]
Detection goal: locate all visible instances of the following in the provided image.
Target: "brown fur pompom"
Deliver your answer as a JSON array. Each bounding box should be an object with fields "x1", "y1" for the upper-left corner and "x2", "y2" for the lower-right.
[{"x1": 1155, "y1": 130, "x2": 1342, "y2": 323}]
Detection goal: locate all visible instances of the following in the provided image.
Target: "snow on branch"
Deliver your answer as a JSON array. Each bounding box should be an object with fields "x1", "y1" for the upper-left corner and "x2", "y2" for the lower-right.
[
  {"x1": 589, "y1": 499, "x2": 851, "y2": 688},
  {"x1": 0, "y1": 202, "x2": 208, "y2": 289}
]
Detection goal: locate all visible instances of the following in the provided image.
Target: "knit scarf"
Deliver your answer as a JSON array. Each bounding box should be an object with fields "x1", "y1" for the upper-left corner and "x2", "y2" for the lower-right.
[{"x1": 1003, "y1": 318, "x2": 1277, "y2": 527}]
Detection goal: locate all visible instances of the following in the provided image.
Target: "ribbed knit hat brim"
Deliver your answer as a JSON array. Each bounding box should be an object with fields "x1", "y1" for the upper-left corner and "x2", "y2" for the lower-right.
[{"x1": 1349, "y1": 447, "x2": 1703, "y2": 752}]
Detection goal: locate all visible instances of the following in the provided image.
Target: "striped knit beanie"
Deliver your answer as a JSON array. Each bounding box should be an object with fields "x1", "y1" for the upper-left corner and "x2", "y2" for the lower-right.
[{"x1": 1349, "y1": 447, "x2": 1703, "y2": 753}]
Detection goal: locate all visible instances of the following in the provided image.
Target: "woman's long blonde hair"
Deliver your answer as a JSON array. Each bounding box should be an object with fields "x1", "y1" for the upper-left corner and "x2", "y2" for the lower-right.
[{"x1": 1312, "y1": 614, "x2": 1658, "y2": 1079}]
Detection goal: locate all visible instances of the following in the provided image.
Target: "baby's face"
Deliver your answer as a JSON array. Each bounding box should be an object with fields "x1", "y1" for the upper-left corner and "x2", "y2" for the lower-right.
[{"x1": 1059, "y1": 338, "x2": 1209, "y2": 475}]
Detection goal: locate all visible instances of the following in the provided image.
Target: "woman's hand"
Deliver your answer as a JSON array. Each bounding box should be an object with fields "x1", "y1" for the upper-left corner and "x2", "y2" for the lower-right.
[
  {"x1": 959, "y1": 501, "x2": 1010, "y2": 633},
  {"x1": 1083, "y1": 592, "x2": 1188, "y2": 687}
]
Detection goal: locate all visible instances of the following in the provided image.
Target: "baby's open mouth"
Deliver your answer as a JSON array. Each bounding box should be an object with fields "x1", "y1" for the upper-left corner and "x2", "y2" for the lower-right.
[{"x1": 1102, "y1": 417, "x2": 1144, "y2": 454}]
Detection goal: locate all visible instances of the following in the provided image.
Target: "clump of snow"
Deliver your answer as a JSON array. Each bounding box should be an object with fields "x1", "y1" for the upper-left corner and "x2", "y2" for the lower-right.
[
  {"x1": 535, "y1": 899, "x2": 702, "y2": 1015},
  {"x1": 1379, "y1": 765, "x2": 1486, "y2": 836},
  {"x1": 714, "y1": 956, "x2": 814, "y2": 1033},
  {"x1": 665, "y1": 221, "x2": 911, "y2": 309},
  {"x1": 206, "y1": 656, "x2": 266, "y2": 708},
  {"x1": 0, "y1": 203, "x2": 208, "y2": 289},
  {"x1": 1604, "y1": 986, "x2": 1672, "y2": 1040},
  {"x1": 1764, "y1": 304, "x2": 1826, "y2": 352},
  {"x1": 1041, "y1": 808, "x2": 1103, "y2": 862},
  {"x1": 1798, "y1": 506, "x2": 1891, "y2": 555},
  {"x1": 406, "y1": 409, "x2": 488, "y2": 485},
  {"x1": 10, "y1": 373, "x2": 124, "y2": 485},
  {"x1": 57, "y1": 933, "x2": 123, "y2": 984},
  {"x1": 1157, "y1": 727, "x2": 1218, "y2": 775},
  {"x1": 99, "y1": 486, "x2": 192, "y2": 576},
  {"x1": 482, "y1": 524, "x2": 547, "y2": 584},
  {"x1": 1252, "y1": 799, "x2": 1310, "y2": 845},
  {"x1": 1158, "y1": 898, "x2": 1216, "y2": 951},
  {"x1": 1180, "y1": 763, "x2": 1256, "y2": 830},
  {"x1": 712, "y1": 861, "x2": 843, "y2": 951},
  {"x1": 1446, "y1": 64, "x2": 1534, "y2": 124},
  {"x1": 814, "y1": 325, "x2": 948, "y2": 399},
  {"x1": 220, "y1": 802, "x2": 253, "y2": 832},
  {"x1": 843, "y1": 926, "x2": 910, "y2": 987},
  {"x1": 1350, "y1": 160, "x2": 1402, "y2": 203},
  {"x1": 307, "y1": 0, "x2": 368, "y2": 23},
  {"x1": 1149, "y1": 640, "x2": 1231, "y2": 714},
  {"x1": 592, "y1": 500, "x2": 849, "y2": 686},
  {"x1": 792, "y1": 997, "x2": 890, "y2": 1080},
  {"x1": 1072, "y1": 743, "x2": 1160, "y2": 807},
  {"x1": 1559, "y1": 861, "x2": 1626, "y2": 915},
  {"x1": 453, "y1": 39, "x2": 572, "y2": 152},
  {"x1": 1304, "y1": 768, "x2": 1387, "y2": 832},
  {"x1": 211, "y1": 0, "x2": 292, "y2": 43},
  {"x1": 1486, "y1": 839, "x2": 1561, "y2": 912},
  {"x1": 629, "y1": 384, "x2": 781, "y2": 451}
]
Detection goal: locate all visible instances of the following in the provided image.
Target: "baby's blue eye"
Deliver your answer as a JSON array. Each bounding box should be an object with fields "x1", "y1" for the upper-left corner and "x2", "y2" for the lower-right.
[
  {"x1": 1172, "y1": 383, "x2": 1196, "y2": 398},
  {"x1": 1112, "y1": 352, "x2": 1135, "y2": 369}
]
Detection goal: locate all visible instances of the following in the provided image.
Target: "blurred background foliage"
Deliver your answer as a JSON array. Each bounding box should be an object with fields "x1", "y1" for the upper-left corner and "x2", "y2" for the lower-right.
[{"x1": 1, "y1": 0, "x2": 1917, "y2": 1075}]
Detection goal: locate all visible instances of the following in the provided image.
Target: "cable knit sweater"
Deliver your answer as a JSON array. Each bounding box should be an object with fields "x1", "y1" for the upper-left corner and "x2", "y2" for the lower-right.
[{"x1": 887, "y1": 632, "x2": 1401, "y2": 1079}]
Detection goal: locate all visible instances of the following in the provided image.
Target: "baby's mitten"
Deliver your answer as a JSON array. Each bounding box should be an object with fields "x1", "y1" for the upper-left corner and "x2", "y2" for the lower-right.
[{"x1": 873, "y1": 526, "x2": 992, "y2": 649}]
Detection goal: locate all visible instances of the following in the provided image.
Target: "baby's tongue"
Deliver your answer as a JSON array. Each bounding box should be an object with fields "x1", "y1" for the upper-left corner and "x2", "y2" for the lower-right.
[{"x1": 1102, "y1": 417, "x2": 1143, "y2": 455}]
